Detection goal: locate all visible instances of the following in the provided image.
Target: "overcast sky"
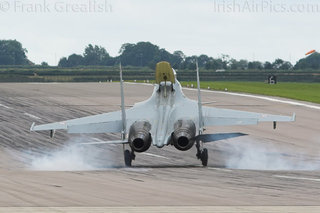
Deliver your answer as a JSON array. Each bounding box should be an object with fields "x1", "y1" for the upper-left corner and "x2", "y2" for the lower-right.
[{"x1": 1, "y1": 0, "x2": 320, "y2": 65}]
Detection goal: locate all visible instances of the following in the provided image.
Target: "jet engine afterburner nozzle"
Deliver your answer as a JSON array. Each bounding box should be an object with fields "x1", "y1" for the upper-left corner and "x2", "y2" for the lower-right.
[
  {"x1": 129, "y1": 121, "x2": 152, "y2": 153},
  {"x1": 173, "y1": 120, "x2": 196, "y2": 151}
]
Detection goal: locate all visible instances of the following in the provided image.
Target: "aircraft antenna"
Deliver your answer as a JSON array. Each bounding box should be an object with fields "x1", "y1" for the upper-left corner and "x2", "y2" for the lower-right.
[
  {"x1": 196, "y1": 60, "x2": 204, "y2": 134},
  {"x1": 119, "y1": 63, "x2": 127, "y2": 140}
]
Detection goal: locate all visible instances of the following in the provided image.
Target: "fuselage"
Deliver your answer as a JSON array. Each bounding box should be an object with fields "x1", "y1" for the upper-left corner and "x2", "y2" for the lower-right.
[{"x1": 126, "y1": 62, "x2": 199, "y2": 149}]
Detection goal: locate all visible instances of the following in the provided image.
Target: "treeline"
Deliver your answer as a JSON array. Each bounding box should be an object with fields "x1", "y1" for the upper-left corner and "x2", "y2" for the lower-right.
[
  {"x1": 1, "y1": 39, "x2": 320, "y2": 71},
  {"x1": 57, "y1": 41, "x2": 320, "y2": 71},
  {"x1": 58, "y1": 42, "x2": 296, "y2": 70}
]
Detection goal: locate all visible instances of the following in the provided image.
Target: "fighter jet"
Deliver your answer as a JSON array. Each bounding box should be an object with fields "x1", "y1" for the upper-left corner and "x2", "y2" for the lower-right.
[{"x1": 30, "y1": 61, "x2": 295, "y2": 167}]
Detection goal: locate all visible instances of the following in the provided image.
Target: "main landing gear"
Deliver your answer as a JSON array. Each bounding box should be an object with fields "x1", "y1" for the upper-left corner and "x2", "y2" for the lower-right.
[
  {"x1": 196, "y1": 140, "x2": 208, "y2": 167},
  {"x1": 123, "y1": 146, "x2": 135, "y2": 167}
]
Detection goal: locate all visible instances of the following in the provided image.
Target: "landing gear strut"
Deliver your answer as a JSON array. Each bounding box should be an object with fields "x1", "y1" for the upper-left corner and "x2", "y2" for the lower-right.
[
  {"x1": 123, "y1": 145, "x2": 135, "y2": 167},
  {"x1": 196, "y1": 141, "x2": 208, "y2": 167}
]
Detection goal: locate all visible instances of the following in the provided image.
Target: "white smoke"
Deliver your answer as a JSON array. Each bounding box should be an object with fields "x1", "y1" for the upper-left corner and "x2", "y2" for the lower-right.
[
  {"x1": 30, "y1": 137, "x2": 117, "y2": 171},
  {"x1": 31, "y1": 145, "x2": 94, "y2": 171},
  {"x1": 223, "y1": 138, "x2": 320, "y2": 171}
]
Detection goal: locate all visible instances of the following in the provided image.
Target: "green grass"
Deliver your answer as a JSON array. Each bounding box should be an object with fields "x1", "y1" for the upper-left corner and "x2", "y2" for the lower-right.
[{"x1": 180, "y1": 81, "x2": 320, "y2": 104}]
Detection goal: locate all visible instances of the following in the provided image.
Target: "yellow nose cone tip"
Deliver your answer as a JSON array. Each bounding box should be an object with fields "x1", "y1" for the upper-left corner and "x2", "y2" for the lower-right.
[{"x1": 155, "y1": 61, "x2": 175, "y2": 84}]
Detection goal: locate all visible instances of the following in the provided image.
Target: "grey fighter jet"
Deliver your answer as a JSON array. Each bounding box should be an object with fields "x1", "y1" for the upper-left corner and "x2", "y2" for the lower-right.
[{"x1": 31, "y1": 61, "x2": 295, "y2": 166}]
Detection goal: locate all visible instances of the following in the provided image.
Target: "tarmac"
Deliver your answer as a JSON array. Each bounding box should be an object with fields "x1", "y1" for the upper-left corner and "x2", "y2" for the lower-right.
[{"x1": 0, "y1": 82, "x2": 320, "y2": 212}]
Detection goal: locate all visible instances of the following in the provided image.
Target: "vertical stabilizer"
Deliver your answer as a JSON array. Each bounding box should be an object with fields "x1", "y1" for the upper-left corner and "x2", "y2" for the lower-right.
[
  {"x1": 120, "y1": 63, "x2": 127, "y2": 140},
  {"x1": 196, "y1": 60, "x2": 204, "y2": 134},
  {"x1": 155, "y1": 62, "x2": 175, "y2": 84}
]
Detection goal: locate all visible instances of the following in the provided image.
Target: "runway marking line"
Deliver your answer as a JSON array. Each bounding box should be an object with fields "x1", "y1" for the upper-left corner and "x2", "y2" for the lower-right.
[
  {"x1": 23, "y1": 113, "x2": 41, "y2": 120},
  {"x1": 273, "y1": 175, "x2": 320, "y2": 182},
  {"x1": 0, "y1": 103, "x2": 11, "y2": 109},
  {"x1": 125, "y1": 82, "x2": 320, "y2": 110},
  {"x1": 208, "y1": 167, "x2": 233, "y2": 172},
  {"x1": 185, "y1": 88, "x2": 320, "y2": 110}
]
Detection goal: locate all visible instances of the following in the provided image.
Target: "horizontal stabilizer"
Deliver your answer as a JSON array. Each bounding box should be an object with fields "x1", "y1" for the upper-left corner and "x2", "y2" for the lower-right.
[
  {"x1": 204, "y1": 117, "x2": 258, "y2": 126},
  {"x1": 80, "y1": 140, "x2": 128, "y2": 145},
  {"x1": 67, "y1": 121, "x2": 122, "y2": 134},
  {"x1": 30, "y1": 110, "x2": 124, "y2": 133},
  {"x1": 203, "y1": 106, "x2": 295, "y2": 127},
  {"x1": 195, "y1": 133, "x2": 247, "y2": 143},
  {"x1": 31, "y1": 122, "x2": 67, "y2": 131}
]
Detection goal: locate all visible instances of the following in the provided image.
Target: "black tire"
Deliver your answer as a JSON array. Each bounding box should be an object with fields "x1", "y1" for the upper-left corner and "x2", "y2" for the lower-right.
[
  {"x1": 201, "y1": 148, "x2": 208, "y2": 167},
  {"x1": 124, "y1": 150, "x2": 132, "y2": 167}
]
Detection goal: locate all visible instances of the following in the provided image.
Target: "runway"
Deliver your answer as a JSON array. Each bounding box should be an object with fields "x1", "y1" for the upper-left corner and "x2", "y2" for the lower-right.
[{"x1": 0, "y1": 82, "x2": 320, "y2": 210}]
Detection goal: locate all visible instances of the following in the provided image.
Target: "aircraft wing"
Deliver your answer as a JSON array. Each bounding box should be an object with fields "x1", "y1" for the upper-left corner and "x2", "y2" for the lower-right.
[
  {"x1": 203, "y1": 106, "x2": 295, "y2": 127},
  {"x1": 30, "y1": 111, "x2": 123, "y2": 133}
]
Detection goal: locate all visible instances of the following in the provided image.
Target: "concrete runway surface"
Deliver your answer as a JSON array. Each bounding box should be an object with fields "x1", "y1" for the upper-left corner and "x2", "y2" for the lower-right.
[{"x1": 0, "y1": 82, "x2": 320, "y2": 212}]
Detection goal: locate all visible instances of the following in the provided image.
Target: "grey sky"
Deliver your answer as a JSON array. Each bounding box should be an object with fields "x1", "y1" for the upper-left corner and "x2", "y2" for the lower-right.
[{"x1": 1, "y1": 0, "x2": 319, "y2": 65}]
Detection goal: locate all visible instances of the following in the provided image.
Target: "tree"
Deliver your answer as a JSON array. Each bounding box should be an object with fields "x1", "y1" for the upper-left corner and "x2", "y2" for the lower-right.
[
  {"x1": 272, "y1": 59, "x2": 284, "y2": 69},
  {"x1": 197, "y1": 55, "x2": 210, "y2": 67},
  {"x1": 58, "y1": 57, "x2": 68, "y2": 67},
  {"x1": 294, "y1": 52, "x2": 320, "y2": 70},
  {"x1": 119, "y1": 43, "x2": 134, "y2": 55},
  {"x1": 279, "y1": 61, "x2": 293, "y2": 70},
  {"x1": 248, "y1": 61, "x2": 263, "y2": 70},
  {"x1": 264, "y1": 61, "x2": 273, "y2": 69},
  {"x1": 119, "y1": 42, "x2": 161, "y2": 67},
  {"x1": 67, "y1": 54, "x2": 84, "y2": 67},
  {"x1": 171, "y1": 50, "x2": 186, "y2": 69},
  {"x1": 180, "y1": 56, "x2": 197, "y2": 70},
  {"x1": 173, "y1": 51, "x2": 186, "y2": 61},
  {"x1": 84, "y1": 44, "x2": 110, "y2": 65},
  {"x1": 41, "y1": 61, "x2": 49, "y2": 67},
  {"x1": 238, "y1": 60, "x2": 249, "y2": 70},
  {"x1": 205, "y1": 58, "x2": 225, "y2": 70},
  {"x1": 272, "y1": 59, "x2": 292, "y2": 70},
  {"x1": 0, "y1": 40, "x2": 29, "y2": 65},
  {"x1": 157, "y1": 48, "x2": 172, "y2": 64},
  {"x1": 230, "y1": 59, "x2": 238, "y2": 70},
  {"x1": 221, "y1": 54, "x2": 231, "y2": 68},
  {"x1": 230, "y1": 59, "x2": 248, "y2": 70},
  {"x1": 118, "y1": 41, "x2": 182, "y2": 68},
  {"x1": 58, "y1": 44, "x2": 113, "y2": 67}
]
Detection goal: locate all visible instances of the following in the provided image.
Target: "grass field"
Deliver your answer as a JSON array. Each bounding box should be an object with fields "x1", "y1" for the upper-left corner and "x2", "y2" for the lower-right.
[{"x1": 180, "y1": 81, "x2": 320, "y2": 104}]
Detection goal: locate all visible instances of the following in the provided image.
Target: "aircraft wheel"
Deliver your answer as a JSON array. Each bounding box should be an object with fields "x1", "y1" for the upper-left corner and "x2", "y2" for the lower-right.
[
  {"x1": 124, "y1": 150, "x2": 132, "y2": 167},
  {"x1": 200, "y1": 148, "x2": 208, "y2": 167}
]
